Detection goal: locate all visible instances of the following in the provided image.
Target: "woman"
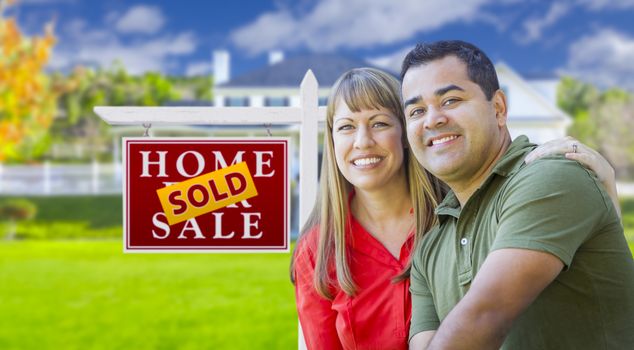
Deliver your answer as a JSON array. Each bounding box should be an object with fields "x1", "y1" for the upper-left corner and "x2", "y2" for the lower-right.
[{"x1": 291, "y1": 68, "x2": 619, "y2": 350}]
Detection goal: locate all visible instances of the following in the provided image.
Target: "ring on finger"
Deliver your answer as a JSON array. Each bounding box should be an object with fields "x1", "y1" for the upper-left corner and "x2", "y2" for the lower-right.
[{"x1": 572, "y1": 143, "x2": 578, "y2": 153}]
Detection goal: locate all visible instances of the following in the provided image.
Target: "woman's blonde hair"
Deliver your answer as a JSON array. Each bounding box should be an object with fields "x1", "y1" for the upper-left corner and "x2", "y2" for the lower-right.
[{"x1": 291, "y1": 67, "x2": 445, "y2": 299}]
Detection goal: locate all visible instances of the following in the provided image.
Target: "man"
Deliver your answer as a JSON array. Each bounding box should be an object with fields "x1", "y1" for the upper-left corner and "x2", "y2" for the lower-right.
[{"x1": 401, "y1": 40, "x2": 634, "y2": 349}]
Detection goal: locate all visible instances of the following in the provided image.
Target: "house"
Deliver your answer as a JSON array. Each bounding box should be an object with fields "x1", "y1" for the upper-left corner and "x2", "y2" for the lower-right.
[
  {"x1": 496, "y1": 64, "x2": 571, "y2": 143},
  {"x1": 213, "y1": 50, "x2": 572, "y2": 144},
  {"x1": 213, "y1": 50, "x2": 387, "y2": 108}
]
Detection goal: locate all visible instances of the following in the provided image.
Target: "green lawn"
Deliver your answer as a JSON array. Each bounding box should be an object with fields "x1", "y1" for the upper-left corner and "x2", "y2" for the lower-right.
[
  {"x1": 0, "y1": 240, "x2": 297, "y2": 350},
  {"x1": 0, "y1": 195, "x2": 632, "y2": 350}
]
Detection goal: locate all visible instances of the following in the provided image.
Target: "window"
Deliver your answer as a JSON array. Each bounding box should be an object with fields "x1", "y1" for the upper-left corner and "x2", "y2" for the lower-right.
[
  {"x1": 319, "y1": 97, "x2": 328, "y2": 106},
  {"x1": 264, "y1": 97, "x2": 289, "y2": 106},
  {"x1": 225, "y1": 97, "x2": 249, "y2": 106}
]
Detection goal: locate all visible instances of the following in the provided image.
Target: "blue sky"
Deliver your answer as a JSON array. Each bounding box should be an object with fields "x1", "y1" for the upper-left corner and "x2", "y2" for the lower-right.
[{"x1": 9, "y1": 0, "x2": 634, "y2": 89}]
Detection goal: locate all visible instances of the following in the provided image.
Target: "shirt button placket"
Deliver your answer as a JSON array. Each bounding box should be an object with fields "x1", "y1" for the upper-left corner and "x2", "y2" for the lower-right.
[
  {"x1": 461, "y1": 237, "x2": 471, "y2": 270},
  {"x1": 459, "y1": 231, "x2": 472, "y2": 287}
]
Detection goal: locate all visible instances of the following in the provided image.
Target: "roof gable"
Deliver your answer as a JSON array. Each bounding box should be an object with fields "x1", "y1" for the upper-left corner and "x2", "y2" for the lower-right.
[{"x1": 496, "y1": 62, "x2": 571, "y2": 124}]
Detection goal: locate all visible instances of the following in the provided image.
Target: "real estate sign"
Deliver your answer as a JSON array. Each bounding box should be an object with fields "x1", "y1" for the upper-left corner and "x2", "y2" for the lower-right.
[{"x1": 123, "y1": 138, "x2": 290, "y2": 252}]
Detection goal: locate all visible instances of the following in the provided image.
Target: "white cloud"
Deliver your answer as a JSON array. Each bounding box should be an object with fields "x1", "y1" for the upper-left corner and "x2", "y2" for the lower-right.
[
  {"x1": 366, "y1": 46, "x2": 414, "y2": 74},
  {"x1": 512, "y1": 0, "x2": 634, "y2": 46},
  {"x1": 49, "y1": 18, "x2": 196, "y2": 75},
  {"x1": 230, "y1": 0, "x2": 491, "y2": 55},
  {"x1": 114, "y1": 5, "x2": 165, "y2": 34},
  {"x1": 518, "y1": 2, "x2": 570, "y2": 44},
  {"x1": 575, "y1": 0, "x2": 634, "y2": 10},
  {"x1": 63, "y1": 18, "x2": 111, "y2": 42},
  {"x1": 185, "y1": 61, "x2": 212, "y2": 76},
  {"x1": 561, "y1": 28, "x2": 634, "y2": 90},
  {"x1": 143, "y1": 32, "x2": 196, "y2": 55}
]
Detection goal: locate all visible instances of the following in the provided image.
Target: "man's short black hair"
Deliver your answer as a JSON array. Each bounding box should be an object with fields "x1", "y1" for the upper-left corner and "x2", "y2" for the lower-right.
[{"x1": 400, "y1": 40, "x2": 500, "y2": 100}]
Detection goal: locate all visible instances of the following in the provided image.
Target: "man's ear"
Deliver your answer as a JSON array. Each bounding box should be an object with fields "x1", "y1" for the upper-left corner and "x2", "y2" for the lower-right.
[{"x1": 493, "y1": 89, "x2": 508, "y2": 127}]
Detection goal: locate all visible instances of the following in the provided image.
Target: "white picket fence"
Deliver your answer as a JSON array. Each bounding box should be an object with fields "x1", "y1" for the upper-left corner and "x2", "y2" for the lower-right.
[{"x1": 0, "y1": 161, "x2": 122, "y2": 195}]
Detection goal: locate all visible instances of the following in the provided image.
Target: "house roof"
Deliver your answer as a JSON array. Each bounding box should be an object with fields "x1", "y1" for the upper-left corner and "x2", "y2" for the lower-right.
[
  {"x1": 521, "y1": 71, "x2": 560, "y2": 80},
  {"x1": 219, "y1": 53, "x2": 391, "y2": 87}
]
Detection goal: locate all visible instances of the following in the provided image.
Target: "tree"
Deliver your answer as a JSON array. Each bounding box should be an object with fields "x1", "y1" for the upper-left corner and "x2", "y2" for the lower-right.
[
  {"x1": 558, "y1": 77, "x2": 634, "y2": 179},
  {"x1": 0, "y1": 0, "x2": 57, "y2": 162},
  {"x1": 591, "y1": 92, "x2": 634, "y2": 179},
  {"x1": 50, "y1": 64, "x2": 181, "y2": 161},
  {"x1": 170, "y1": 75, "x2": 213, "y2": 101}
]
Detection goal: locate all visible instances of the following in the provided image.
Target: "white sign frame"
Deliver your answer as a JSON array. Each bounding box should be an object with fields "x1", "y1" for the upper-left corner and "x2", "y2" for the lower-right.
[
  {"x1": 96, "y1": 69, "x2": 323, "y2": 349},
  {"x1": 122, "y1": 136, "x2": 291, "y2": 253}
]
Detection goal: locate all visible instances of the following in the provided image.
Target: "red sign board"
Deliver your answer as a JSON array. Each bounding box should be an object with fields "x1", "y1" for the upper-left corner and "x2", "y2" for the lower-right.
[{"x1": 123, "y1": 138, "x2": 290, "y2": 252}]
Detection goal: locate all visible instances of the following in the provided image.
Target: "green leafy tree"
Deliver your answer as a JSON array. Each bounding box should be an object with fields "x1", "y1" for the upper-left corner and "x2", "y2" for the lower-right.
[
  {"x1": 558, "y1": 77, "x2": 601, "y2": 149},
  {"x1": 558, "y1": 77, "x2": 634, "y2": 178},
  {"x1": 168, "y1": 75, "x2": 213, "y2": 101},
  {"x1": 141, "y1": 72, "x2": 175, "y2": 106},
  {"x1": 591, "y1": 94, "x2": 634, "y2": 178},
  {"x1": 51, "y1": 64, "x2": 181, "y2": 161}
]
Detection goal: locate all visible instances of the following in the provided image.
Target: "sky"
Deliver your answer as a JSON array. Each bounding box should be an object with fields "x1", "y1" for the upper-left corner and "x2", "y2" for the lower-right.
[{"x1": 8, "y1": 0, "x2": 634, "y2": 90}]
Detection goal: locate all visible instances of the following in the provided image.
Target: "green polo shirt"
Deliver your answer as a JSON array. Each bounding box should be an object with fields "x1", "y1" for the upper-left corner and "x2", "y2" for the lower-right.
[{"x1": 410, "y1": 136, "x2": 634, "y2": 349}]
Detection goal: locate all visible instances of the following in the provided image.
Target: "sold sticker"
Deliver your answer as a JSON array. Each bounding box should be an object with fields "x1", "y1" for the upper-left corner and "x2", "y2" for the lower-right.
[{"x1": 156, "y1": 162, "x2": 258, "y2": 225}]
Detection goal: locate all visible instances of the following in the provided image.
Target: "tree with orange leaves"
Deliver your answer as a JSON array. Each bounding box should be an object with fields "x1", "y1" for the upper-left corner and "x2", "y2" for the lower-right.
[{"x1": 0, "y1": 0, "x2": 57, "y2": 162}]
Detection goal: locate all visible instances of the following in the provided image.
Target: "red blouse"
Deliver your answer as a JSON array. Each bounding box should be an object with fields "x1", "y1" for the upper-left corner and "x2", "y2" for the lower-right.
[{"x1": 294, "y1": 214, "x2": 414, "y2": 350}]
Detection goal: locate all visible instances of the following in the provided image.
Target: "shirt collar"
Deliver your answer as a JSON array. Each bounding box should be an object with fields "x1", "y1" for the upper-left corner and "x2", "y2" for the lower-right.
[
  {"x1": 435, "y1": 191, "x2": 461, "y2": 221},
  {"x1": 490, "y1": 135, "x2": 536, "y2": 177}
]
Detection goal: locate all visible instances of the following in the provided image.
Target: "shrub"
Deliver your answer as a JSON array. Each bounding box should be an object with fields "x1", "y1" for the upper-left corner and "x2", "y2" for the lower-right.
[
  {"x1": 0, "y1": 199, "x2": 37, "y2": 221},
  {"x1": 0, "y1": 199, "x2": 37, "y2": 239}
]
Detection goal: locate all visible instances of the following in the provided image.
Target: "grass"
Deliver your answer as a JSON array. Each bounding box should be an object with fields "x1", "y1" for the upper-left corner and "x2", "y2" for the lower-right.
[
  {"x1": 0, "y1": 195, "x2": 632, "y2": 349},
  {"x1": 0, "y1": 240, "x2": 297, "y2": 350}
]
